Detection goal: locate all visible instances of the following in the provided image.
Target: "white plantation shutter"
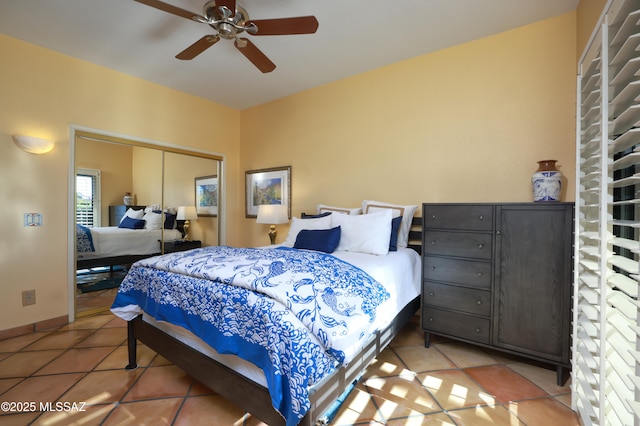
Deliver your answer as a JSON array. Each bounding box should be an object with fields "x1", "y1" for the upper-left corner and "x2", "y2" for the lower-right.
[
  {"x1": 76, "y1": 168, "x2": 101, "y2": 227},
  {"x1": 574, "y1": 0, "x2": 640, "y2": 424}
]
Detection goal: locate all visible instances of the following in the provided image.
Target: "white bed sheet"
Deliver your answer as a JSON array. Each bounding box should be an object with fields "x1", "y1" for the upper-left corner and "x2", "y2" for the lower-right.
[
  {"x1": 140, "y1": 247, "x2": 421, "y2": 388},
  {"x1": 77, "y1": 227, "x2": 182, "y2": 259}
]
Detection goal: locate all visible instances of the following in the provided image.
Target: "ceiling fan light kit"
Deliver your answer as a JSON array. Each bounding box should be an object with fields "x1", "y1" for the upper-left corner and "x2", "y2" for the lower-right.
[{"x1": 135, "y1": 0, "x2": 318, "y2": 73}]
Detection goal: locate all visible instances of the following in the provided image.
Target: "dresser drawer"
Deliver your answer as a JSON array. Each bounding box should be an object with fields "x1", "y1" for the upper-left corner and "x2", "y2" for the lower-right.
[
  {"x1": 423, "y1": 256, "x2": 491, "y2": 289},
  {"x1": 423, "y1": 282, "x2": 491, "y2": 316},
  {"x1": 422, "y1": 306, "x2": 490, "y2": 344},
  {"x1": 424, "y1": 231, "x2": 493, "y2": 260},
  {"x1": 424, "y1": 205, "x2": 493, "y2": 231}
]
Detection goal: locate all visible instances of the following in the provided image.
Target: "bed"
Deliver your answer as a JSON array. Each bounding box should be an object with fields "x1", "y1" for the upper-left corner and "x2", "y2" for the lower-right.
[
  {"x1": 111, "y1": 203, "x2": 422, "y2": 426},
  {"x1": 76, "y1": 206, "x2": 183, "y2": 270}
]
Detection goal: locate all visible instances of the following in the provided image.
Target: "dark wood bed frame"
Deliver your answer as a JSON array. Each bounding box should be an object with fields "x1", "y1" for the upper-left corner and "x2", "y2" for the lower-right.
[
  {"x1": 124, "y1": 217, "x2": 423, "y2": 425},
  {"x1": 77, "y1": 253, "x2": 154, "y2": 270}
]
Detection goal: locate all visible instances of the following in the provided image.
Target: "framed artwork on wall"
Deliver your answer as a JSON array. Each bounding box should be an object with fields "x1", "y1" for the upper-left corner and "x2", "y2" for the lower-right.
[
  {"x1": 195, "y1": 175, "x2": 218, "y2": 217},
  {"x1": 245, "y1": 166, "x2": 291, "y2": 218}
]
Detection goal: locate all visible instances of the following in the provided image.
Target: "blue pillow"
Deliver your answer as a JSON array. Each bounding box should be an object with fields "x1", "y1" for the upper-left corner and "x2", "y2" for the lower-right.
[
  {"x1": 118, "y1": 216, "x2": 146, "y2": 229},
  {"x1": 294, "y1": 226, "x2": 341, "y2": 253},
  {"x1": 389, "y1": 216, "x2": 402, "y2": 251},
  {"x1": 164, "y1": 212, "x2": 176, "y2": 229}
]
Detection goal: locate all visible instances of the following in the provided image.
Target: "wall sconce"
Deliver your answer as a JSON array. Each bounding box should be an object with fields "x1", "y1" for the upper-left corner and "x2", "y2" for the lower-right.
[
  {"x1": 12, "y1": 135, "x2": 55, "y2": 154},
  {"x1": 256, "y1": 204, "x2": 289, "y2": 245},
  {"x1": 177, "y1": 205, "x2": 198, "y2": 241}
]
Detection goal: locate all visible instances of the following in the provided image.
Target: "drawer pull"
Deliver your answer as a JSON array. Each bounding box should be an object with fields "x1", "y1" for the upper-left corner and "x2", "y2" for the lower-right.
[
  {"x1": 478, "y1": 244, "x2": 484, "y2": 249},
  {"x1": 431, "y1": 215, "x2": 437, "y2": 220},
  {"x1": 477, "y1": 272, "x2": 483, "y2": 277},
  {"x1": 429, "y1": 317, "x2": 434, "y2": 322},
  {"x1": 476, "y1": 328, "x2": 481, "y2": 333},
  {"x1": 429, "y1": 292, "x2": 435, "y2": 297},
  {"x1": 479, "y1": 215, "x2": 484, "y2": 221},
  {"x1": 476, "y1": 300, "x2": 482, "y2": 305},
  {"x1": 431, "y1": 266, "x2": 436, "y2": 271},
  {"x1": 431, "y1": 240, "x2": 436, "y2": 245}
]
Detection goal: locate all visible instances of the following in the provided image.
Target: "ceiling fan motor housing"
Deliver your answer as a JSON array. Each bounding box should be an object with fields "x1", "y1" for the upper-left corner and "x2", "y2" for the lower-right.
[{"x1": 203, "y1": 1, "x2": 249, "y2": 39}]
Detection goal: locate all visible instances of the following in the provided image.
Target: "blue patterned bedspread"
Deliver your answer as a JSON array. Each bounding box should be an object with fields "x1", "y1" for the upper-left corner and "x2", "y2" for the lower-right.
[
  {"x1": 111, "y1": 246, "x2": 389, "y2": 425},
  {"x1": 76, "y1": 224, "x2": 94, "y2": 253}
]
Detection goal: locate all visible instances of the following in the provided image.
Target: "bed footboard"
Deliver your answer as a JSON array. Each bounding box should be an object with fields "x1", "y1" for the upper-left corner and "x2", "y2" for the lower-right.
[{"x1": 125, "y1": 296, "x2": 420, "y2": 426}]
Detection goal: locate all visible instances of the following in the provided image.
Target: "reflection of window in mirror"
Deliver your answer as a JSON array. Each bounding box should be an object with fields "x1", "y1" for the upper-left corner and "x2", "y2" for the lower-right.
[{"x1": 76, "y1": 168, "x2": 101, "y2": 227}]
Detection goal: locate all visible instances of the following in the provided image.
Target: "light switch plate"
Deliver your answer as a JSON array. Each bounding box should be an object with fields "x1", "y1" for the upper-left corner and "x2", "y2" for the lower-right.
[{"x1": 24, "y1": 213, "x2": 42, "y2": 226}]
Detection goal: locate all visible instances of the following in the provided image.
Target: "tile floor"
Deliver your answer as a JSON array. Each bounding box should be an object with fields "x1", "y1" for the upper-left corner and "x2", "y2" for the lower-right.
[{"x1": 0, "y1": 313, "x2": 579, "y2": 425}]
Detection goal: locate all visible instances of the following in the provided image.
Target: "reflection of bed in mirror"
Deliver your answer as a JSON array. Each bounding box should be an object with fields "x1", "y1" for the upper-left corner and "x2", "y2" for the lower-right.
[{"x1": 76, "y1": 205, "x2": 183, "y2": 270}]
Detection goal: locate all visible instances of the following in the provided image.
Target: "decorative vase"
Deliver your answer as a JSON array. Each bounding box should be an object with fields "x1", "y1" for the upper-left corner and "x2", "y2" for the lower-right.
[
  {"x1": 532, "y1": 160, "x2": 562, "y2": 202},
  {"x1": 123, "y1": 192, "x2": 133, "y2": 206}
]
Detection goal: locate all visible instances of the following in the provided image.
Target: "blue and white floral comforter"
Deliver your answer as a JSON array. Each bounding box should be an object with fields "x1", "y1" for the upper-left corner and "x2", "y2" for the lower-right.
[
  {"x1": 111, "y1": 246, "x2": 390, "y2": 426},
  {"x1": 76, "y1": 224, "x2": 95, "y2": 252}
]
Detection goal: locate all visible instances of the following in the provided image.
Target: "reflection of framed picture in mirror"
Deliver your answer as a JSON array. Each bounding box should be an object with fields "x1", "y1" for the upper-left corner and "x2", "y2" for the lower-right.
[
  {"x1": 195, "y1": 175, "x2": 218, "y2": 217},
  {"x1": 245, "y1": 166, "x2": 291, "y2": 218}
]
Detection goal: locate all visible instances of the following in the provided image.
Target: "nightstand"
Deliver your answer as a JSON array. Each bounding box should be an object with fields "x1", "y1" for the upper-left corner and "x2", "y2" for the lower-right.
[{"x1": 163, "y1": 240, "x2": 202, "y2": 253}]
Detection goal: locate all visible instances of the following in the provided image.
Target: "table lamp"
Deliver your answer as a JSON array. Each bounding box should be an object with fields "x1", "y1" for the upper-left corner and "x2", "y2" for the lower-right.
[
  {"x1": 177, "y1": 206, "x2": 198, "y2": 241},
  {"x1": 256, "y1": 204, "x2": 289, "y2": 244}
]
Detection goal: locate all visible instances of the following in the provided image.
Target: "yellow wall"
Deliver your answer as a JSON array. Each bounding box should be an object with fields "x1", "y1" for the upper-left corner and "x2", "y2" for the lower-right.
[
  {"x1": 239, "y1": 12, "x2": 578, "y2": 246},
  {"x1": 0, "y1": 34, "x2": 241, "y2": 330}
]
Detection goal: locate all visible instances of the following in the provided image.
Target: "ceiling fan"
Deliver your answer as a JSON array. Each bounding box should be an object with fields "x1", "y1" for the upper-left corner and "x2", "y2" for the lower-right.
[{"x1": 135, "y1": 0, "x2": 319, "y2": 73}]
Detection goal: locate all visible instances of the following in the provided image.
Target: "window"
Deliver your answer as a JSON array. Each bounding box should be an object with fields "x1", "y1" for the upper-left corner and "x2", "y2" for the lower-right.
[{"x1": 76, "y1": 168, "x2": 100, "y2": 227}]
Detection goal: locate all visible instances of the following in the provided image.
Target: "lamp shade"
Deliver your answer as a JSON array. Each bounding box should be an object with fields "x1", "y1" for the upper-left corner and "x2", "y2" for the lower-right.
[
  {"x1": 177, "y1": 206, "x2": 198, "y2": 220},
  {"x1": 256, "y1": 204, "x2": 289, "y2": 224},
  {"x1": 12, "y1": 135, "x2": 55, "y2": 154}
]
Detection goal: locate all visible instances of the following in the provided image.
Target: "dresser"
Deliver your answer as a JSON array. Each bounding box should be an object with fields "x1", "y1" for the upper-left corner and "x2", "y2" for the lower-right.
[{"x1": 421, "y1": 203, "x2": 573, "y2": 385}]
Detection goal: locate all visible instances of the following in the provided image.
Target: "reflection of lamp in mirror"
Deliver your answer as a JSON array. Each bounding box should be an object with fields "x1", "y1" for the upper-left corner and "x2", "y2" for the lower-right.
[
  {"x1": 177, "y1": 206, "x2": 198, "y2": 241},
  {"x1": 256, "y1": 204, "x2": 289, "y2": 245}
]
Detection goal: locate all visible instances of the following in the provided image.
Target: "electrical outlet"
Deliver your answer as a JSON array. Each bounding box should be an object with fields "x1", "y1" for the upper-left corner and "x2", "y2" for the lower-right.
[{"x1": 22, "y1": 290, "x2": 36, "y2": 306}]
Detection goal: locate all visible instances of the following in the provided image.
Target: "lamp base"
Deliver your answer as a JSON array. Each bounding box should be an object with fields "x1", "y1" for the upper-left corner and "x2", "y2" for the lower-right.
[
  {"x1": 183, "y1": 220, "x2": 191, "y2": 241},
  {"x1": 268, "y1": 225, "x2": 277, "y2": 245}
]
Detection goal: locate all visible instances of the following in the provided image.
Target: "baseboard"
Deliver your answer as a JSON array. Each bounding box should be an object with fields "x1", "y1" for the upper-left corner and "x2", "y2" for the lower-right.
[{"x1": 0, "y1": 315, "x2": 68, "y2": 341}]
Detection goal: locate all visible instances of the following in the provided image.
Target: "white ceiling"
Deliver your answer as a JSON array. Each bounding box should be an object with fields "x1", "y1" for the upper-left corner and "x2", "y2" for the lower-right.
[{"x1": 0, "y1": 0, "x2": 578, "y2": 110}]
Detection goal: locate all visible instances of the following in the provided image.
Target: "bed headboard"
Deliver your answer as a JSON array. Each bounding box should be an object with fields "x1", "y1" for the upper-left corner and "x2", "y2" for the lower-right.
[{"x1": 407, "y1": 216, "x2": 422, "y2": 255}]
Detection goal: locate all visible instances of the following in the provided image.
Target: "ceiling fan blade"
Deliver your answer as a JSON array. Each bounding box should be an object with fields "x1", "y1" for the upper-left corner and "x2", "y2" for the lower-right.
[
  {"x1": 176, "y1": 35, "x2": 220, "y2": 60},
  {"x1": 215, "y1": 0, "x2": 236, "y2": 15},
  {"x1": 135, "y1": 0, "x2": 203, "y2": 21},
  {"x1": 246, "y1": 16, "x2": 319, "y2": 35},
  {"x1": 234, "y1": 38, "x2": 276, "y2": 73}
]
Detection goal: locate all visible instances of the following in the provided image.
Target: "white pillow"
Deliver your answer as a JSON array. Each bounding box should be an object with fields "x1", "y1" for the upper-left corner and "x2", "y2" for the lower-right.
[
  {"x1": 282, "y1": 215, "x2": 333, "y2": 247},
  {"x1": 362, "y1": 200, "x2": 418, "y2": 248},
  {"x1": 143, "y1": 211, "x2": 163, "y2": 230},
  {"x1": 317, "y1": 204, "x2": 362, "y2": 215},
  {"x1": 120, "y1": 207, "x2": 144, "y2": 224},
  {"x1": 331, "y1": 209, "x2": 392, "y2": 255}
]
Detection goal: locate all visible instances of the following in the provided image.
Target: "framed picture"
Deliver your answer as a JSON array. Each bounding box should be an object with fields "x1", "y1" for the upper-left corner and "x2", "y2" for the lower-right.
[
  {"x1": 195, "y1": 175, "x2": 218, "y2": 217},
  {"x1": 245, "y1": 166, "x2": 291, "y2": 218}
]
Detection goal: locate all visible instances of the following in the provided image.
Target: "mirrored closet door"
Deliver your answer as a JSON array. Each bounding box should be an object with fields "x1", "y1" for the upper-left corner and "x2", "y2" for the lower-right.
[{"x1": 74, "y1": 131, "x2": 222, "y2": 317}]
